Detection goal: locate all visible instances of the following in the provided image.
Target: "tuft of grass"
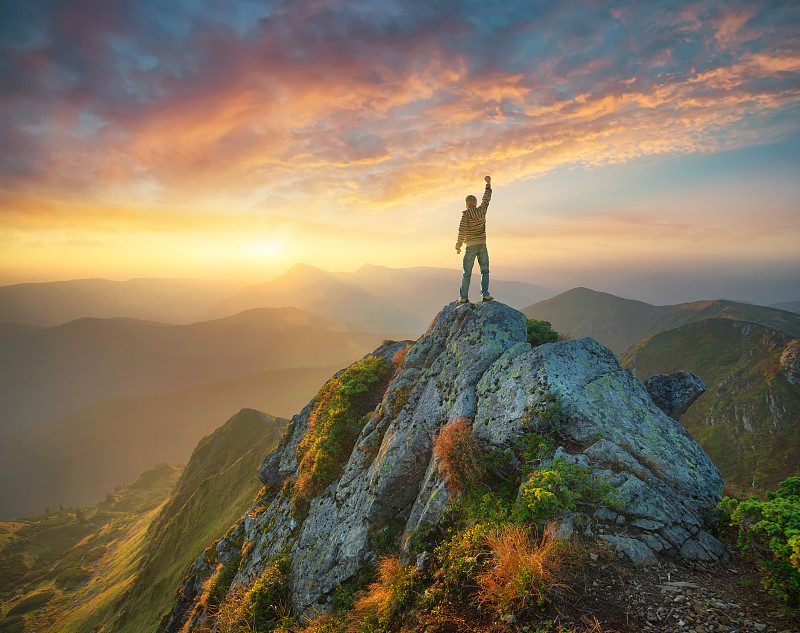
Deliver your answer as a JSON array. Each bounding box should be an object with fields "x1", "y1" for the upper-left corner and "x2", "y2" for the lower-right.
[
  {"x1": 346, "y1": 556, "x2": 418, "y2": 633},
  {"x1": 477, "y1": 523, "x2": 563, "y2": 613},
  {"x1": 432, "y1": 418, "x2": 485, "y2": 494},
  {"x1": 391, "y1": 343, "x2": 414, "y2": 368}
]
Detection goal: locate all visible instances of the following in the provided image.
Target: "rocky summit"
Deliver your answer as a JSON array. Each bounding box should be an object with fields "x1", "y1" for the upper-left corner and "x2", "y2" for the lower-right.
[{"x1": 162, "y1": 301, "x2": 727, "y2": 631}]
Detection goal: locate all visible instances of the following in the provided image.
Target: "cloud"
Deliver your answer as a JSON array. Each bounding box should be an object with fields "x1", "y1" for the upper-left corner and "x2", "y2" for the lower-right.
[{"x1": 0, "y1": 0, "x2": 798, "y2": 218}]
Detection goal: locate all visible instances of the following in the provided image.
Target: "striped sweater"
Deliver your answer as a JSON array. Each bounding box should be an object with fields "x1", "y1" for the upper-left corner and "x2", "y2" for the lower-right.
[{"x1": 455, "y1": 183, "x2": 492, "y2": 249}]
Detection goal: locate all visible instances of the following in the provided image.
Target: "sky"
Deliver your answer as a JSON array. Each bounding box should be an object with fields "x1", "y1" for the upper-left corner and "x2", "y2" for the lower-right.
[{"x1": 1, "y1": 0, "x2": 799, "y2": 304}]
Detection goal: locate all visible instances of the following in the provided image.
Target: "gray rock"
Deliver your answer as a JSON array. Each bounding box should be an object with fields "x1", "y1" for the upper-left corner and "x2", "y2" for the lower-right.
[
  {"x1": 696, "y1": 530, "x2": 731, "y2": 562},
  {"x1": 599, "y1": 535, "x2": 657, "y2": 565},
  {"x1": 643, "y1": 371, "x2": 706, "y2": 421},
  {"x1": 680, "y1": 537, "x2": 713, "y2": 562},
  {"x1": 163, "y1": 301, "x2": 728, "y2": 627}
]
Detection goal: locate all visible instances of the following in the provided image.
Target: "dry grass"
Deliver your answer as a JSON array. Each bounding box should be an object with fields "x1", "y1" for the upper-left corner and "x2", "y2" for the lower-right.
[
  {"x1": 208, "y1": 584, "x2": 256, "y2": 633},
  {"x1": 347, "y1": 556, "x2": 417, "y2": 632},
  {"x1": 392, "y1": 343, "x2": 414, "y2": 368},
  {"x1": 478, "y1": 523, "x2": 563, "y2": 613},
  {"x1": 432, "y1": 418, "x2": 485, "y2": 494}
]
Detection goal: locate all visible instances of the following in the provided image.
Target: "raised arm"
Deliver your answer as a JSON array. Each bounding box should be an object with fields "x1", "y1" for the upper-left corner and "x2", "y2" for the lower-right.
[{"x1": 478, "y1": 175, "x2": 492, "y2": 212}]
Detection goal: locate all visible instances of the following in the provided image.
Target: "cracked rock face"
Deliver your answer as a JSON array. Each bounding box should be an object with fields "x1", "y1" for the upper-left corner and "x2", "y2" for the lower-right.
[
  {"x1": 643, "y1": 370, "x2": 707, "y2": 421},
  {"x1": 163, "y1": 301, "x2": 728, "y2": 630}
]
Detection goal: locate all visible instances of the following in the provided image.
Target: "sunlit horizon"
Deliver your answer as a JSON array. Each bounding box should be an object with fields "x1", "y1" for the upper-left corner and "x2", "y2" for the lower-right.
[{"x1": 2, "y1": 1, "x2": 799, "y2": 305}]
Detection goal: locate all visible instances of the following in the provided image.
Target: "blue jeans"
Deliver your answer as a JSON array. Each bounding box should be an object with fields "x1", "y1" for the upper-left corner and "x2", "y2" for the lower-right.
[{"x1": 460, "y1": 244, "x2": 490, "y2": 300}]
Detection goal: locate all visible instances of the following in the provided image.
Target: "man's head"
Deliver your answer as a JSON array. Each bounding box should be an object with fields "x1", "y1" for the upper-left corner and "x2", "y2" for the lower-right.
[{"x1": 465, "y1": 194, "x2": 477, "y2": 208}]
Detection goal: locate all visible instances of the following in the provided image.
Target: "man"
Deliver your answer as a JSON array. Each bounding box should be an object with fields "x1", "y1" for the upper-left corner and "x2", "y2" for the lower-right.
[{"x1": 455, "y1": 175, "x2": 493, "y2": 303}]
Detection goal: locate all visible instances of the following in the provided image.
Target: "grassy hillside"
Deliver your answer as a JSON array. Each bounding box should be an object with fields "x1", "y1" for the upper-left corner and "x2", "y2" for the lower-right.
[
  {"x1": 0, "y1": 365, "x2": 339, "y2": 520},
  {"x1": 622, "y1": 318, "x2": 800, "y2": 490},
  {"x1": 523, "y1": 287, "x2": 800, "y2": 353},
  {"x1": 103, "y1": 408, "x2": 285, "y2": 633},
  {"x1": 0, "y1": 306, "x2": 389, "y2": 431},
  {"x1": 0, "y1": 408, "x2": 284, "y2": 633},
  {"x1": 0, "y1": 463, "x2": 182, "y2": 633}
]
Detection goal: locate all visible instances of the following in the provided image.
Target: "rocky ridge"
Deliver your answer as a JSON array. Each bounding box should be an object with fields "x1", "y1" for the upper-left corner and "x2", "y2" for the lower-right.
[{"x1": 162, "y1": 301, "x2": 728, "y2": 631}]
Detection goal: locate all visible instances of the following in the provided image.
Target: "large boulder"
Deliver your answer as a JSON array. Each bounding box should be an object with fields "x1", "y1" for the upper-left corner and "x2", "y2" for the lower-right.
[
  {"x1": 643, "y1": 370, "x2": 707, "y2": 421},
  {"x1": 163, "y1": 301, "x2": 726, "y2": 628}
]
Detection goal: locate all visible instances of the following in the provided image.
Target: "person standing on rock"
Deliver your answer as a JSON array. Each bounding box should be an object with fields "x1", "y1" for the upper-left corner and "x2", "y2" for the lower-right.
[{"x1": 456, "y1": 175, "x2": 493, "y2": 303}]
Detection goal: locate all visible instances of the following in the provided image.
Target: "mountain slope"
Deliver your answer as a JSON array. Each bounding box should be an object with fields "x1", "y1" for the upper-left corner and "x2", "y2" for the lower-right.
[
  {"x1": 0, "y1": 463, "x2": 182, "y2": 633},
  {"x1": 0, "y1": 409, "x2": 284, "y2": 633},
  {"x1": 523, "y1": 287, "x2": 800, "y2": 353},
  {"x1": 0, "y1": 365, "x2": 340, "y2": 520},
  {"x1": 0, "y1": 307, "x2": 390, "y2": 431},
  {"x1": 0, "y1": 278, "x2": 238, "y2": 326},
  {"x1": 622, "y1": 318, "x2": 800, "y2": 489},
  {"x1": 161, "y1": 301, "x2": 736, "y2": 632},
  {"x1": 106, "y1": 409, "x2": 286, "y2": 633}
]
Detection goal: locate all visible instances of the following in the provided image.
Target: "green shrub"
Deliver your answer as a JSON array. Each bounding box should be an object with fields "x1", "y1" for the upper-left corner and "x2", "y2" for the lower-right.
[
  {"x1": 515, "y1": 458, "x2": 620, "y2": 524},
  {"x1": 719, "y1": 475, "x2": 800, "y2": 605},
  {"x1": 243, "y1": 552, "x2": 291, "y2": 630},
  {"x1": 526, "y1": 319, "x2": 560, "y2": 347},
  {"x1": 295, "y1": 356, "x2": 390, "y2": 500}
]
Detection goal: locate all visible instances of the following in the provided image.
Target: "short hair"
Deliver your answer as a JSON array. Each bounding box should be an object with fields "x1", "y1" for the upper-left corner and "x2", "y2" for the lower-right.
[{"x1": 465, "y1": 195, "x2": 477, "y2": 207}]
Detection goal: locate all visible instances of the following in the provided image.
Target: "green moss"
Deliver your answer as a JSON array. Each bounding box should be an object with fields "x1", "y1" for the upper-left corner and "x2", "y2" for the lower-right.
[{"x1": 295, "y1": 356, "x2": 390, "y2": 500}]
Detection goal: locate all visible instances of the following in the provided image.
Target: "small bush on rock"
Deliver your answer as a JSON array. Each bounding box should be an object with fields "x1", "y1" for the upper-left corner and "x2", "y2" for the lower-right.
[
  {"x1": 244, "y1": 553, "x2": 292, "y2": 630},
  {"x1": 515, "y1": 458, "x2": 620, "y2": 524},
  {"x1": 526, "y1": 319, "x2": 560, "y2": 347},
  {"x1": 433, "y1": 418, "x2": 485, "y2": 494}
]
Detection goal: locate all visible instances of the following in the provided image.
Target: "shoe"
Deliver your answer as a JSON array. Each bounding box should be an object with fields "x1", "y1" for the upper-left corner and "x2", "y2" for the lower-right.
[
  {"x1": 458, "y1": 298, "x2": 469, "y2": 303},
  {"x1": 482, "y1": 295, "x2": 494, "y2": 302}
]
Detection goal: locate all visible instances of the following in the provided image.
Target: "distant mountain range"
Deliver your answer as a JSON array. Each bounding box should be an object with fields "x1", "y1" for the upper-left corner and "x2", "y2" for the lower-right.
[
  {"x1": 0, "y1": 264, "x2": 554, "y2": 331},
  {"x1": 523, "y1": 287, "x2": 800, "y2": 354},
  {"x1": 0, "y1": 306, "x2": 386, "y2": 431},
  {"x1": 771, "y1": 300, "x2": 800, "y2": 314},
  {"x1": 0, "y1": 365, "x2": 336, "y2": 519},
  {"x1": 211, "y1": 263, "x2": 554, "y2": 332},
  {"x1": 1, "y1": 270, "x2": 796, "y2": 519},
  {"x1": 0, "y1": 277, "x2": 239, "y2": 326},
  {"x1": 622, "y1": 318, "x2": 799, "y2": 490}
]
